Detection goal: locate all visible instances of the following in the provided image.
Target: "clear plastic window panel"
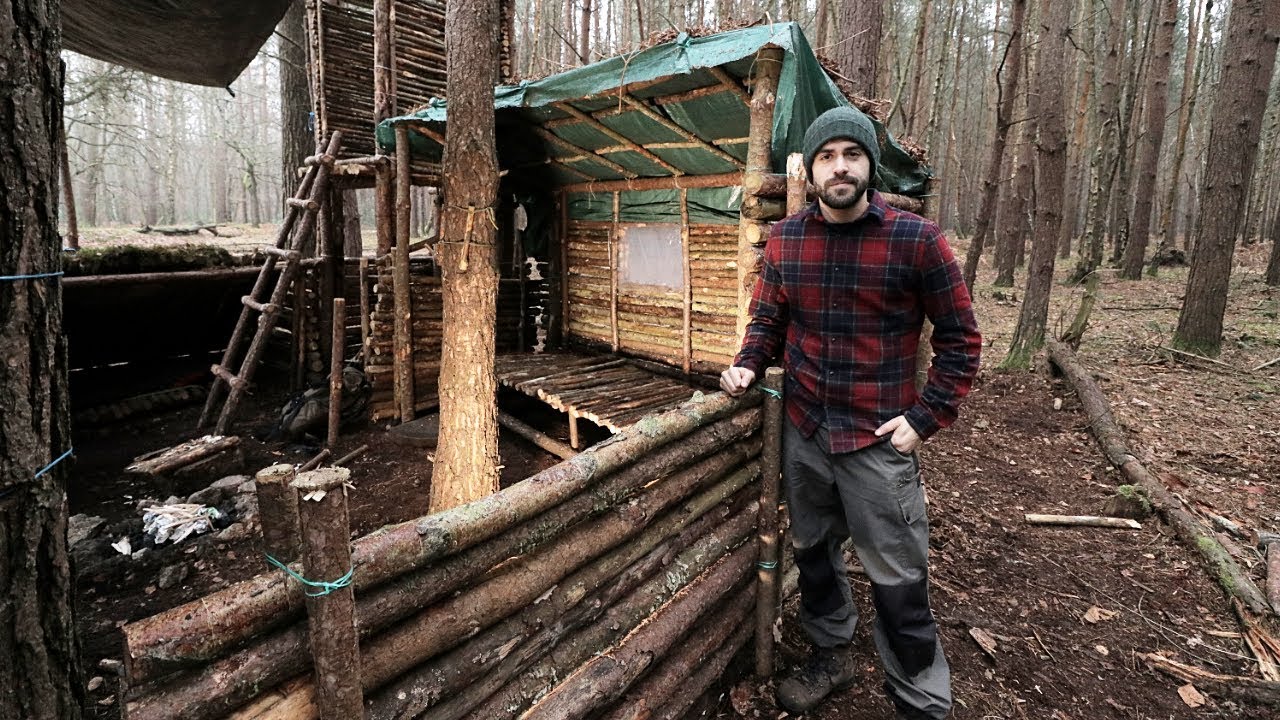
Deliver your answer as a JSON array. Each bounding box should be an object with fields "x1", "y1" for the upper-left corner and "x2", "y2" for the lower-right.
[{"x1": 619, "y1": 224, "x2": 683, "y2": 289}]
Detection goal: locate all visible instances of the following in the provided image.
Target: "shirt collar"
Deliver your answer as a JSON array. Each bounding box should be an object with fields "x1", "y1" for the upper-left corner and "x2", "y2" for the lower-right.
[{"x1": 808, "y1": 188, "x2": 887, "y2": 226}]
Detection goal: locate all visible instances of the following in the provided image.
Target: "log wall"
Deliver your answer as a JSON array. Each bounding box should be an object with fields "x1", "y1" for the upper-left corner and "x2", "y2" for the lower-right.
[
  {"x1": 365, "y1": 257, "x2": 532, "y2": 421},
  {"x1": 564, "y1": 220, "x2": 739, "y2": 374},
  {"x1": 118, "y1": 391, "x2": 775, "y2": 720}
]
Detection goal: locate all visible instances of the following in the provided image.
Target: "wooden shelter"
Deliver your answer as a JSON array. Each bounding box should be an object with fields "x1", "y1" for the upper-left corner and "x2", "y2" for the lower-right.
[{"x1": 371, "y1": 22, "x2": 934, "y2": 432}]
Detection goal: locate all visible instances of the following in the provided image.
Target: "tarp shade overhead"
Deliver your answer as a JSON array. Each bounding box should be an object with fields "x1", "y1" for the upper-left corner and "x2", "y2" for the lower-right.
[
  {"x1": 61, "y1": 0, "x2": 293, "y2": 87},
  {"x1": 379, "y1": 22, "x2": 932, "y2": 200}
]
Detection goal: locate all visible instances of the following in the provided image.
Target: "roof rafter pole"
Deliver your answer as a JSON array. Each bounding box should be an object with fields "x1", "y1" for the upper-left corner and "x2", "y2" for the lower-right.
[
  {"x1": 533, "y1": 126, "x2": 637, "y2": 178},
  {"x1": 737, "y1": 46, "x2": 783, "y2": 342},
  {"x1": 708, "y1": 66, "x2": 752, "y2": 106},
  {"x1": 373, "y1": 0, "x2": 393, "y2": 125},
  {"x1": 558, "y1": 171, "x2": 742, "y2": 193},
  {"x1": 620, "y1": 95, "x2": 745, "y2": 168},
  {"x1": 552, "y1": 102, "x2": 683, "y2": 175}
]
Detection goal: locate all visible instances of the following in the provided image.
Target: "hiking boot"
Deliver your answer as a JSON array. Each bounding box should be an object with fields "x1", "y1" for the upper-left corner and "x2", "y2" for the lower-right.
[{"x1": 776, "y1": 645, "x2": 857, "y2": 713}]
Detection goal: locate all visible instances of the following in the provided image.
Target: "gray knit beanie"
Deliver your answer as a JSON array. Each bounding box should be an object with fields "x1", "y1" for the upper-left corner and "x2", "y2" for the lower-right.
[{"x1": 802, "y1": 106, "x2": 880, "y2": 184}]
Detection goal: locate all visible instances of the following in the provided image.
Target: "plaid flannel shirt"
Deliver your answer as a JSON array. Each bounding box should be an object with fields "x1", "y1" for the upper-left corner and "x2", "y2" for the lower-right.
[{"x1": 734, "y1": 191, "x2": 981, "y2": 453}]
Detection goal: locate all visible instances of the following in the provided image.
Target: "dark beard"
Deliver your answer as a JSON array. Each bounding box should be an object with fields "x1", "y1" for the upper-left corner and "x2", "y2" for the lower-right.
[{"x1": 817, "y1": 177, "x2": 867, "y2": 210}]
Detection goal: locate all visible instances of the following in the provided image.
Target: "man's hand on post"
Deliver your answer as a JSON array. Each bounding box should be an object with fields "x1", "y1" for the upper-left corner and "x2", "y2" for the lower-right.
[
  {"x1": 719, "y1": 366, "x2": 757, "y2": 397},
  {"x1": 874, "y1": 415, "x2": 922, "y2": 454}
]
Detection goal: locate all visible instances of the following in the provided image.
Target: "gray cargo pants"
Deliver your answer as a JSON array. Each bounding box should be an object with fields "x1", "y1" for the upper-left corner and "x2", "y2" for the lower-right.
[{"x1": 783, "y1": 419, "x2": 951, "y2": 719}]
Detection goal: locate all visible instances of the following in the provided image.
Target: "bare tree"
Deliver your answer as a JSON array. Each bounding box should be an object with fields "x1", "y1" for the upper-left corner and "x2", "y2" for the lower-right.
[
  {"x1": 1, "y1": 1, "x2": 86, "y2": 718},
  {"x1": 431, "y1": 0, "x2": 503, "y2": 511},
  {"x1": 280, "y1": 0, "x2": 311, "y2": 201},
  {"x1": 963, "y1": 0, "x2": 1027, "y2": 289},
  {"x1": 1120, "y1": 0, "x2": 1180, "y2": 279},
  {"x1": 1174, "y1": 0, "x2": 1279, "y2": 355},
  {"x1": 1003, "y1": 0, "x2": 1071, "y2": 368}
]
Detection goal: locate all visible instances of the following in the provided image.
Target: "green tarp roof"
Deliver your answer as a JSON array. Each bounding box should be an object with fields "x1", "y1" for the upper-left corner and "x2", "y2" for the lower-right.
[{"x1": 378, "y1": 22, "x2": 931, "y2": 196}]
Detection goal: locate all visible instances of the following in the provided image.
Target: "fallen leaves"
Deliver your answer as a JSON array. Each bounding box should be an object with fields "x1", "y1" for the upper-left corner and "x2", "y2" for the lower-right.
[
  {"x1": 1083, "y1": 606, "x2": 1118, "y2": 624},
  {"x1": 1177, "y1": 683, "x2": 1206, "y2": 708},
  {"x1": 969, "y1": 627, "x2": 999, "y2": 659}
]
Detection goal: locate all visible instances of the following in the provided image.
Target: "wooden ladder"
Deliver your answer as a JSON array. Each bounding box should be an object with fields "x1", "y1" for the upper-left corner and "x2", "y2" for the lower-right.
[{"x1": 197, "y1": 131, "x2": 344, "y2": 435}]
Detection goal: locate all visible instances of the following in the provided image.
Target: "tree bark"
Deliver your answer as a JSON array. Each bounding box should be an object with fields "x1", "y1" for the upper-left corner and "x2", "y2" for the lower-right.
[
  {"x1": 1121, "y1": 0, "x2": 1179, "y2": 279},
  {"x1": 431, "y1": 0, "x2": 503, "y2": 511},
  {"x1": 1267, "y1": 204, "x2": 1280, "y2": 285},
  {"x1": 0, "y1": 0, "x2": 87, "y2": 717},
  {"x1": 279, "y1": 0, "x2": 311, "y2": 211},
  {"x1": 994, "y1": 113, "x2": 1033, "y2": 287},
  {"x1": 905, "y1": 0, "x2": 934, "y2": 138},
  {"x1": 1174, "y1": 0, "x2": 1279, "y2": 356},
  {"x1": 1153, "y1": 0, "x2": 1209, "y2": 269},
  {"x1": 838, "y1": 0, "x2": 883, "y2": 95},
  {"x1": 962, "y1": 0, "x2": 1027, "y2": 290},
  {"x1": 1003, "y1": 0, "x2": 1071, "y2": 368},
  {"x1": 1073, "y1": 0, "x2": 1129, "y2": 281}
]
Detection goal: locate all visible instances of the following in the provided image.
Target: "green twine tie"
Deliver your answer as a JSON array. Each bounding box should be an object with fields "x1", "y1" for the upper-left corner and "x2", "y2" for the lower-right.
[
  {"x1": 759, "y1": 387, "x2": 782, "y2": 399},
  {"x1": 266, "y1": 554, "x2": 354, "y2": 597}
]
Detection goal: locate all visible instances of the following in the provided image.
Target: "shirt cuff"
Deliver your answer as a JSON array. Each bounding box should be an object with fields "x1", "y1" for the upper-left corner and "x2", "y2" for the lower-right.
[{"x1": 904, "y1": 404, "x2": 941, "y2": 441}]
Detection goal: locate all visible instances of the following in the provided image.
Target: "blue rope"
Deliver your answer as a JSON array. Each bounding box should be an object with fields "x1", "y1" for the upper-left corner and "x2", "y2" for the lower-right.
[
  {"x1": 757, "y1": 560, "x2": 778, "y2": 570},
  {"x1": 759, "y1": 386, "x2": 782, "y2": 399},
  {"x1": 0, "y1": 271, "x2": 64, "y2": 282},
  {"x1": 266, "y1": 554, "x2": 354, "y2": 597},
  {"x1": 34, "y1": 448, "x2": 74, "y2": 479},
  {"x1": 0, "y1": 448, "x2": 75, "y2": 502}
]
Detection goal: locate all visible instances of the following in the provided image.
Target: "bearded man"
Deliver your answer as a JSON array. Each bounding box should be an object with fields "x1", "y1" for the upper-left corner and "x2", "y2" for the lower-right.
[{"x1": 721, "y1": 106, "x2": 981, "y2": 719}]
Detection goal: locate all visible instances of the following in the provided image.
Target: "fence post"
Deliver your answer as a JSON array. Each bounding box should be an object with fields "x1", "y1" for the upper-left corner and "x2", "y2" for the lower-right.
[
  {"x1": 293, "y1": 466, "x2": 363, "y2": 717},
  {"x1": 755, "y1": 366, "x2": 784, "y2": 676},
  {"x1": 255, "y1": 463, "x2": 300, "y2": 562}
]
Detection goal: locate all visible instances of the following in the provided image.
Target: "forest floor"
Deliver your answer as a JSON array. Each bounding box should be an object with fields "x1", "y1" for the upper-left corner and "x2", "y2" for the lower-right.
[{"x1": 66, "y1": 235, "x2": 1280, "y2": 719}]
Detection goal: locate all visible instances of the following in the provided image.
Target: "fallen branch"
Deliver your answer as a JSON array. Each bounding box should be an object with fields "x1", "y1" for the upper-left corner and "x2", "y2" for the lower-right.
[
  {"x1": 1025, "y1": 514, "x2": 1141, "y2": 530},
  {"x1": 1139, "y1": 652, "x2": 1280, "y2": 705},
  {"x1": 1047, "y1": 340, "x2": 1272, "y2": 617},
  {"x1": 1253, "y1": 356, "x2": 1280, "y2": 372},
  {"x1": 1157, "y1": 344, "x2": 1240, "y2": 372},
  {"x1": 126, "y1": 436, "x2": 241, "y2": 477},
  {"x1": 333, "y1": 444, "x2": 369, "y2": 467}
]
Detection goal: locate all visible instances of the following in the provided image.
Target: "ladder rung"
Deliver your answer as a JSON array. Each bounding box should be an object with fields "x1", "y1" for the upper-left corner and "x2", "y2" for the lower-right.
[
  {"x1": 304, "y1": 153, "x2": 335, "y2": 167},
  {"x1": 263, "y1": 246, "x2": 301, "y2": 260},
  {"x1": 286, "y1": 197, "x2": 320, "y2": 212},
  {"x1": 241, "y1": 296, "x2": 279, "y2": 314},
  {"x1": 210, "y1": 364, "x2": 246, "y2": 389}
]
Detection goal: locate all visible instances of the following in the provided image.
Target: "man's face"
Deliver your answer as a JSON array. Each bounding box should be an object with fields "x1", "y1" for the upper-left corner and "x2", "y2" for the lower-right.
[{"x1": 811, "y1": 139, "x2": 870, "y2": 210}]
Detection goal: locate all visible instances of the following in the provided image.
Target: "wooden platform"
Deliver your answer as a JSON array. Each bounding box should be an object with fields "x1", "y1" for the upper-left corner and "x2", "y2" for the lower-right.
[{"x1": 495, "y1": 352, "x2": 704, "y2": 448}]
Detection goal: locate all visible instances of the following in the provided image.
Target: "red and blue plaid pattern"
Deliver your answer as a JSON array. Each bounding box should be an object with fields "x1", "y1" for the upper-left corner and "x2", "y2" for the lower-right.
[{"x1": 734, "y1": 191, "x2": 981, "y2": 453}]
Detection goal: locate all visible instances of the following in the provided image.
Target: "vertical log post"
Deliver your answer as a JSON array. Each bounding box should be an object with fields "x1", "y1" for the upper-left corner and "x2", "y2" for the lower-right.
[
  {"x1": 785, "y1": 152, "x2": 806, "y2": 216},
  {"x1": 254, "y1": 463, "x2": 300, "y2": 561},
  {"x1": 328, "y1": 297, "x2": 346, "y2": 448},
  {"x1": 558, "y1": 191, "x2": 569, "y2": 345},
  {"x1": 393, "y1": 125, "x2": 415, "y2": 423},
  {"x1": 292, "y1": 467, "x2": 362, "y2": 718},
  {"x1": 755, "y1": 366, "x2": 784, "y2": 677},
  {"x1": 681, "y1": 188, "x2": 692, "y2": 374},
  {"x1": 317, "y1": 197, "x2": 335, "y2": 366},
  {"x1": 292, "y1": 273, "x2": 307, "y2": 391},
  {"x1": 358, "y1": 256, "x2": 370, "y2": 357},
  {"x1": 610, "y1": 191, "x2": 620, "y2": 352},
  {"x1": 737, "y1": 46, "x2": 783, "y2": 342}
]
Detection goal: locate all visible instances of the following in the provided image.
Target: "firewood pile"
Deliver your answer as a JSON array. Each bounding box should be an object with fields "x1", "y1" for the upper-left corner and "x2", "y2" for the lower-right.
[{"x1": 116, "y1": 389, "x2": 782, "y2": 720}]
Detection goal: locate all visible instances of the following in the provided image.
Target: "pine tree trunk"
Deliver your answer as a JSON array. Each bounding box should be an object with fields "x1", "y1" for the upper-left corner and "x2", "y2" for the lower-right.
[
  {"x1": 0, "y1": 0, "x2": 86, "y2": 717},
  {"x1": 838, "y1": 0, "x2": 882, "y2": 94},
  {"x1": 1120, "y1": 0, "x2": 1180, "y2": 279},
  {"x1": 962, "y1": 0, "x2": 1027, "y2": 290},
  {"x1": 280, "y1": 0, "x2": 311, "y2": 211},
  {"x1": 905, "y1": 0, "x2": 933, "y2": 138},
  {"x1": 431, "y1": 0, "x2": 502, "y2": 511},
  {"x1": 1266, "y1": 206, "x2": 1280, "y2": 285},
  {"x1": 1073, "y1": 0, "x2": 1128, "y2": 280},
  {"x1": 1153, "y1": 0, "x2": 1208, "y2": 269},
  {"x1": 1003, "y1": 0, "x2": 1071, "y2": 368},
  {"x1": 1174, "y1": 0, "x2": 1279, "y2": 355}
]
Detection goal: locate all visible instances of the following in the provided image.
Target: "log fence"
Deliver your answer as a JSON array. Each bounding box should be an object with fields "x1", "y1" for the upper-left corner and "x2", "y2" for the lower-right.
[{"x1": 119, "y1": 386, "x2": 784, "y2": 720}]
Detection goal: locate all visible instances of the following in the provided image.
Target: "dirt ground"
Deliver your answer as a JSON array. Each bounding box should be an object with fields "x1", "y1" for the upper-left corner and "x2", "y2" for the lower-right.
[{"x1": 67, "y1": 233, "x2": 1279, "y2": 719}]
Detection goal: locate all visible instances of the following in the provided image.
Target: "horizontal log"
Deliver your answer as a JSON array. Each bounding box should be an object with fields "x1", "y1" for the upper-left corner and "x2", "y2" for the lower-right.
[
  {"x1": 64, "y1": 266, "x2": 262, "y2": 287},
  {"x1": 221, "y1": 458, "x2": 762, "y2": 720},
  {"x1": 367, "y1": 481, "x2": 757, "y2": 719},
  {"x1": 559, "y1": 172, "x2": 742, "y2": 194},
  {"x1": 125, "y1": 436, "x2": 242, "y2": 477},
  {"x1": 121, "y1": 399, "x2": 763, "y2": 686},
  {"x1": 457, "y1": 528, "x2": 758, "y2": 720}
]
